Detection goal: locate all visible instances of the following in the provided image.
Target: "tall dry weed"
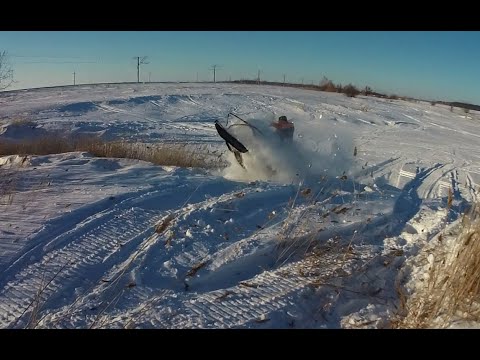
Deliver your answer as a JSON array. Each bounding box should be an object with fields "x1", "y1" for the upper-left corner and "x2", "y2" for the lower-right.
[{"x1": 395, "y1": 203, "x2": 480, "y2": 328}]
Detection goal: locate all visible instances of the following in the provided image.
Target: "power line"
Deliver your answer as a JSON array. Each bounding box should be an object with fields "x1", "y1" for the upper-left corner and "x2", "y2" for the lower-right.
[
  {"x1": 209, "y1": 64, "x2": 222, "y2": 83},
  {"x1": 11, "y1": 55, "x2": 100, "y2": 64},
  {"x1": 11, "y1": 55, "x2": 96, "y2": 59},
  {"x1": 133, "y1": 56, "x2": 149, "y2": 83},
  {"x1": 13, "y1": 60, "x2": 97, "y2": 64}
]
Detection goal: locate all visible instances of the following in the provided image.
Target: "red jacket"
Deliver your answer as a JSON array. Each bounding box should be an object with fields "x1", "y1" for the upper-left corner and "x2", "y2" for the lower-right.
[{"x1": 271, "y1": 121, "x2": 294, "y2": 130}]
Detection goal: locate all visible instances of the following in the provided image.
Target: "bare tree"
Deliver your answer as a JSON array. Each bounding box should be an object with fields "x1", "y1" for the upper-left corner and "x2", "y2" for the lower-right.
[
  {"x1": 0, "y1": 51, "x2": 14, "y2": 90},
  {"x1": 319, "y1": 76, "x2": 330, "y2": 87}
]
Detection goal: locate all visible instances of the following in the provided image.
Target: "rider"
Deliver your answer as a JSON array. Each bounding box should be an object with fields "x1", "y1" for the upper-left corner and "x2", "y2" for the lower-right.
[{"x1": 271, "y1": 115, "x2": 294, "y2": 142}]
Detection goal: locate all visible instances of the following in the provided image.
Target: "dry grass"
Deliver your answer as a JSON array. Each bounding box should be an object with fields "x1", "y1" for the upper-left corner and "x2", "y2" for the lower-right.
[
  {"x1": 395, "y1": 203, "x2": 480, "y2": 328},
  {"x1": 84, "y1": 140, "x2": 221, "y2": 169},
  {"x1": 0, "y1": 134, "x2": 222, "y2": 169},
  {"x1": 0, "y1": 136, "x2": 74, "y2": 156},
  {"x1": 0, "y1": 155, "x2": 29, "y2": 205},
  {"x1": 1, "y1": 135, "x2": 222, "y2": 209},
  {"x1": 0, "y1": 169, "x2": 18, "y2": 205}
]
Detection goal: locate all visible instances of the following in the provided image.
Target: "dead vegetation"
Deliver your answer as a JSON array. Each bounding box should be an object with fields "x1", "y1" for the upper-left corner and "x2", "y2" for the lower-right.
[
  {"x1": 0, "y1": 134, "x2": 223, "y2": 169},
  {"x1": 0, "y1": 133, "x2": 223, "y2": 208},
  {"x1": 394, "y1": 203, "x2": 480, "y2": 328},
  {"x1": 186, "y1": 260, "x2": 208, "y2": 277},
  {"x1": 0, "y1": 169, "x2": 18, "y2": 205}
]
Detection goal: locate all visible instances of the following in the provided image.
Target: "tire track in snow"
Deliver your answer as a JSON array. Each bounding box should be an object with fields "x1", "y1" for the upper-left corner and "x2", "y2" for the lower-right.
[
  {"x1": 0, "y1": 206, "x2": 165, "y2": 328},
  {"x1": 0, "y1": 176, "x2": 254, "y2": 328},
  {"x1": 182, "y1": 265, "x2": 325, "y2": 328},
  {"x1": 25, "y1": 185, "x2": 280, "y2": 328},
  {"x1": 0, "y1": 180, "x2": 189, "y2": 279},
  {"x1": 394, "y1": 161, "x2": 477, "y2": 201},
  {"x1": 52, "y1": 208, "x2": 380, "y2": 328},
  {"x1": 93, "y1": 246, "x2": 372, "y2": 329},
  {"x1": 465, "y1": 172, "x2": 479, "y2": 202},
  {"x1": 97, "y1": 103, "x2": 215, "y2": 134}
]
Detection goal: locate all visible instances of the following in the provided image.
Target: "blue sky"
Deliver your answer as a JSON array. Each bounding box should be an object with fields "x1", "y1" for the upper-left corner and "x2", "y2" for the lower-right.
[{"x1": 1, "y1": 31, "x2": 479, "y2": 104}]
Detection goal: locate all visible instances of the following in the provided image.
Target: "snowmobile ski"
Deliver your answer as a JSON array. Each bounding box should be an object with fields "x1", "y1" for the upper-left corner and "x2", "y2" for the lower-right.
[{"x1": 215, "y1": 121, "x2": 249, "y2": 153}]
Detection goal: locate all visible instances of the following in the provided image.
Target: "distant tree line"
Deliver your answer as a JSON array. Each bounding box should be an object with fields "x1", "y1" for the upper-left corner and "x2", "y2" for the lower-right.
[
  {"x1": 228, "y1": 77, "x2": 403, "y2": 100},
  {"x1": 225, "y1": 77, "x2": 478, "y2": 112},
  {"x1": 230, "y1": 78, "x2": 358, "y2": 97},
  {"x1": 435, "y1": 101, "x2": 480, "y2": 112}
]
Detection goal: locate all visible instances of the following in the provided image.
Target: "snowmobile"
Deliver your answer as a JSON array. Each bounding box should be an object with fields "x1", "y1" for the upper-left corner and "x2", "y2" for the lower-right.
[
  {"x1": 215, "y1": 112, "x2": 296, "y2": 173},
  {"x1": 215, "y1": 112, "x2": 263, "y2": 169}
]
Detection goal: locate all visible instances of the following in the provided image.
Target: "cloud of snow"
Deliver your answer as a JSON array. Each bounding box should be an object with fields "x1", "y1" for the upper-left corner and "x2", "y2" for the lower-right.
[{"x1": 220, "y1": 111, "x2": 356, "y2": 184}]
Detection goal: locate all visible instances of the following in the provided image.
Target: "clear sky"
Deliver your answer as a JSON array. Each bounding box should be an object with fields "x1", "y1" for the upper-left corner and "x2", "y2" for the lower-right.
[{"x1": 1, "y1": 31, "x2": 479, "y2": 104}]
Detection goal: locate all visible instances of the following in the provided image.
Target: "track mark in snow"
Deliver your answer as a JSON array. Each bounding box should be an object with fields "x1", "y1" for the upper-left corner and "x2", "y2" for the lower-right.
[
  {"x1": 183, "y1": 267, "x2": 315, "y2": 328},
  {"x1": 356, "y1": 118, "x2": 377, "y2": 126},
  {"x1": 0, "y1": 206, "x2": 165, "y2": 328},
  {"x1": 30, "y1": 185, "x2": 285, "y2": 328},
  {"x1": 402, "y1": 113, "x2": 422, "y2": 124},
  {"x1": 426, "y1": 121, "x2": 480, "y2": 139},
  {"x1": 465, "y1": 173, "x2": 479, "y2": 202},
  {"x1": 93, "y1": 245, "x2": 372, "y2": 329}
]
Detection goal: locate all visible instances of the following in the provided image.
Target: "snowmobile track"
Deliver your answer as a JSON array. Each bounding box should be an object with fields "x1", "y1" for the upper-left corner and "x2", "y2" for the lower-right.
[
  {"x1": 0, "y1": 206, "x2": 165, "y2": 328},
  {"x1": 99, "y1": 246, "x2": 369, "y2": 329}
]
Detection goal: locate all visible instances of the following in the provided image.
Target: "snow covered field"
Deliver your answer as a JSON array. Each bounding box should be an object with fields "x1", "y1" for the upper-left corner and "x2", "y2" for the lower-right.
[{"x1": 1, "y1": 82, "x2": 479, "y2": 328}]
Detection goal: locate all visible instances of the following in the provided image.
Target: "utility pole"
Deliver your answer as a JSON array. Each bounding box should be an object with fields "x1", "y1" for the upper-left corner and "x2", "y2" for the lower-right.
[
  {"x1": 148, "y1": 72, "x2": 151, "y2": 83},
  {"x1": 257, "y1": 69, "x2": 261, "y2": 84},
  {"x1": 283, "y1": 74, "x2": 286, "y2": 85},
  {"x1": 209, "y1": 65, "x2": 221, "y2": 83},
  {"x1": 133, "y1": 56, "x2": 149, "y2": 83},
  {"x1": 73, "y1": 71, "x2": 76, "y2": 86}
]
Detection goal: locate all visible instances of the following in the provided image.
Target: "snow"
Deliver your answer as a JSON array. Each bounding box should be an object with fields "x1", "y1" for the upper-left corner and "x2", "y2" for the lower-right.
[{"x1": 1, "y1": 82, "x2": 479, "y2": 328}]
